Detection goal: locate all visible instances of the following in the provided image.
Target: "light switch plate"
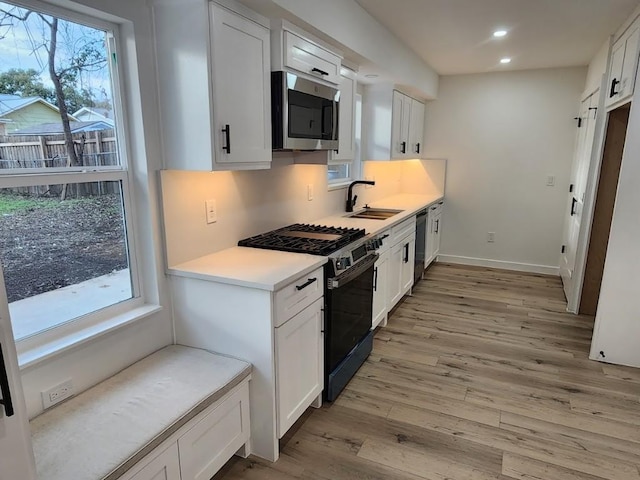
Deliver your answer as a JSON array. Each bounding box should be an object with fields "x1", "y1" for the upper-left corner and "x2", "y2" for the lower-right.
[
  {"x1": 205, "y1": 199, "x2": 217, "y2": 224},
  {"x1": 546, "y1": 175, "x2": 555, "y2": 187}
]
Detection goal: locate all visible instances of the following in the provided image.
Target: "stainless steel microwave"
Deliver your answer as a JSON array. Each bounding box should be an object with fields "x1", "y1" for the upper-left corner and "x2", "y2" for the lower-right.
[{"x1": 271, "y1": 71, "x2": 339, "y2": 151}]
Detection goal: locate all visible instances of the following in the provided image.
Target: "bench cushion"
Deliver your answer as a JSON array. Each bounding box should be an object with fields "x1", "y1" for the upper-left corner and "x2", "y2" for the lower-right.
[{"x1": 30, "y1": 345, "x2": 251, "y2": 480}]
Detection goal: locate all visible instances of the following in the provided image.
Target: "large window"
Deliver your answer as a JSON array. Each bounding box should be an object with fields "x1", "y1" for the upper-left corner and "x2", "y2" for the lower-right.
[{"x1": 0, "y1": 1, "x2": 140, "y2": 344}]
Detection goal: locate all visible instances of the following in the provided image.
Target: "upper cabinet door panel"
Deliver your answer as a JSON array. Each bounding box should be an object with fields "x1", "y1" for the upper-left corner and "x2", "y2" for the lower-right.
[
  {"x1": 210, "y1": 4, "x2": 271, "y2": 165},
  {"x1": 331, "y1": 68, "x2": 357, "y2": 162},
  {"x1": 409, "y1": 98, "x2": 425, "y2": 157},
  {"x1": 284, "y1": 32, "x2": 341, "y2": 85}
]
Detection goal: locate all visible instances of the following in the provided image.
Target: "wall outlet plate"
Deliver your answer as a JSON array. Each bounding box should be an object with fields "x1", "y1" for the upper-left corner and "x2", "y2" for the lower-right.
[
  {"x1": 42, "y1": 379, "x2": 75, "y2": 409},
  {"x1": 205, "y1": 199, "x2": 217, "y2": 224}
]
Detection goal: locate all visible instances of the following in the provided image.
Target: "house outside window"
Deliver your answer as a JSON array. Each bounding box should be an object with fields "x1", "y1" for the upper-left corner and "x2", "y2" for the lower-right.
[{"x1": 0, "y1": 1, "x2": 143, "y2": 348}]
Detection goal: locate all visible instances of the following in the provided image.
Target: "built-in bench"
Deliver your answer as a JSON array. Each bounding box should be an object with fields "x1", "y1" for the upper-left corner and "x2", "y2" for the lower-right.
[{"x1": 30, "y1": 345, "x2": 252, "y2": 480}]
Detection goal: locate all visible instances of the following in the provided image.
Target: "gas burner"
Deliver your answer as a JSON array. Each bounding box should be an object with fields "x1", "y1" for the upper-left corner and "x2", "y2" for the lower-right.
[{"x1": 238, "y1": 223, "x2": 366, "y2": 256}]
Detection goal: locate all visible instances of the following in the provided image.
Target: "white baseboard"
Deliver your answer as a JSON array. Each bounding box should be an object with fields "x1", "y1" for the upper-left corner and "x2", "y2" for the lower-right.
[{"x1": 437, "y1": 255, "x2": 560, "y2": 276}]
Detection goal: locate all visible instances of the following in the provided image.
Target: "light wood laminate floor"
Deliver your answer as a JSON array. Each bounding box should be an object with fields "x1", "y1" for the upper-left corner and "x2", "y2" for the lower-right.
[{"x1": 214, "y1": 263, "x2": 640, "y2": 480}]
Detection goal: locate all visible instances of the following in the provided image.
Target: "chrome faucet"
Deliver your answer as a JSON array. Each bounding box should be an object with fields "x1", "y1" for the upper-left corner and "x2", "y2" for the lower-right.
[{"x1": 346, "y1": 180, "x2": 376, "y2": 212}]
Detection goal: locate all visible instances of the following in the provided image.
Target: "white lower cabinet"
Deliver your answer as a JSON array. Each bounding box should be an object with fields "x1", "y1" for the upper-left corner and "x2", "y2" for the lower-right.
[
  {"x1": 275, "y1": 298, "x2": 323, "y2": 437},
  {"x1": 372, "y1": 249, "x2": 389, "y2": 329},
  {"x1": 178, "y1": 383, "x2": 250, "y2": 480},
  {"x1": 170, "y1": 264, "x2": 325, "y2": 462},
  {"x1": 425, "y1": 202, "x2": 444, "y2": 268},
  {"x1": 119, "y1": 381, "x2": 250, "y2": 480},
  {"x1": 387, "y1": 231, "x2": 416, "y2": 311},
  {"x1": 125, "y1": 444, "x2": 180, "y2": 480}
]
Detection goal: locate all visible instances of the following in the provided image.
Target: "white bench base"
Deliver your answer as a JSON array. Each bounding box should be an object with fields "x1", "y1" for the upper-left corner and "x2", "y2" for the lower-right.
[{"x1": 30, "y1": 345, "x2": 251, "y2": 480}]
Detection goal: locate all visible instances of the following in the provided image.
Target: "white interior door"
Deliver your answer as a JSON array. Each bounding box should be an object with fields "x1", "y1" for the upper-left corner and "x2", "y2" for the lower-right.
[
  {"x1": 0, "y1": 264, "x2": 37, "y2": 480},
  {"x1": 560, "y1": 92, "x2": 599, "y2": 304}
]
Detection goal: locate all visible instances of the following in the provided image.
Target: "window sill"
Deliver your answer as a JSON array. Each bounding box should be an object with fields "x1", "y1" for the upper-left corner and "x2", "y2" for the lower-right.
[
  {"x1": 328, "y1": 181, "x2": 352, "y2": 191},
  {"x1": 18, "y1": 304, "x2": 162, "y2": 370}
]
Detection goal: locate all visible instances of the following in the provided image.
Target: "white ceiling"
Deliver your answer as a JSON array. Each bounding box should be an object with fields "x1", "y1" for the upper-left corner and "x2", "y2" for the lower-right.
[{"x1": 356, "y1": 0, "x2": 640, "y2": 75}]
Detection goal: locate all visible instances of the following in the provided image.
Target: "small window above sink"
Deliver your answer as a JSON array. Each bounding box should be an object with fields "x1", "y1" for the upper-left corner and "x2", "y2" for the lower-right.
[{"x1": 347, "y1": 208, "x2": 403, "y2": 220}]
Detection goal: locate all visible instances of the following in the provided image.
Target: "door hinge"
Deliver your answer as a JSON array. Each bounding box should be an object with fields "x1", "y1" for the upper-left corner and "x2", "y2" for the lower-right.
[{"x1": 561, "y1": 245, "x2": 566, "y2": 254}]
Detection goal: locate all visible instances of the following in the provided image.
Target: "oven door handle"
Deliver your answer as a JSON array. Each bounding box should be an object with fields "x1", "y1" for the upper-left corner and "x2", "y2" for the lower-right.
[{"x1": 328, "y1": 253, "x2": 379, "y2": 290}]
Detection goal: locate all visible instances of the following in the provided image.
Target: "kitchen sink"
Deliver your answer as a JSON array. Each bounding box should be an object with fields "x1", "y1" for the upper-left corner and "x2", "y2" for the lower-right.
[{"x1": 348, "y1": 208, "x2": 403, "y2": 220}]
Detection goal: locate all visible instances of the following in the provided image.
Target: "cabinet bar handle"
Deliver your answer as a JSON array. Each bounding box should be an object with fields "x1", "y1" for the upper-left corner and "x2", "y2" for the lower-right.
[
  {"x1": 435, "y1": 219, "x2": 439, "y2": 234},
  {"x1": 311, "y1": 67, "x2": 329, "y2": 76},
  {"x1": 404, "y1": 243, "x2": 409, "y2": 263},
  {"x1": 296, "y1": 278, "x2": 317, "y2": 291},
  {"x1": 416, "y1": 142, "x2": 421, "y2": 154},
  {"x1": 222, "y1": 124, "x2": 231, "y2": 154},
  {"x1": 571, "y1": 197, "x2": 577, "y2": 216},
  {"x1": 610, "y1": 78, "x2": 620, "y2": 98},
  {"x1": 401, "y1": 141, "x2": 406, "y2": 154},
  {"x1": 0, "y1": 342, "x2": 15, "y2": 417}
]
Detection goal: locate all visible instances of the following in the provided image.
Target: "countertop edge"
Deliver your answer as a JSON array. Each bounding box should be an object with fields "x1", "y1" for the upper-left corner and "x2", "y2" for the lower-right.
[{"x1": 168, "y1": 257, "x2": 327, "y2": 291}]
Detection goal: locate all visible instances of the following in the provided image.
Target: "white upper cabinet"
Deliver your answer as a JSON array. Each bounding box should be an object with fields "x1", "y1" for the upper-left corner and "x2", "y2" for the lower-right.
[
  {"x1": 605, "y1": 20, "x2": 640, "y2": 110},
  {"x1": 409, "y1": 98, "x2": 425, "y2": 156},
  {"x1": 363, "y1": 85, "x2": 425, "y2": 161},
  {"x1": 271, "y1": 20, "x2": 342, "y2": 86},
  {"x1": 152, "y1": 0, "x2": 271, "y2": 171},
  {"x1": 331, "y1": 67, "x2": 357, "y2": 162}
]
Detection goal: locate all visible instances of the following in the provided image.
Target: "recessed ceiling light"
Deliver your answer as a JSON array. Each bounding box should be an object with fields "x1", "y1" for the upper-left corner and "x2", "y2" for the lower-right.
[
  {"x1": 493, "y1": 30, "x2": 508, "y2": 38},
  {"x1": 500, "y1": 57, "x2": 511, "y2": 64},
  {"x1": 364, "y1": 74, "x2": 379, "y2": 79}
]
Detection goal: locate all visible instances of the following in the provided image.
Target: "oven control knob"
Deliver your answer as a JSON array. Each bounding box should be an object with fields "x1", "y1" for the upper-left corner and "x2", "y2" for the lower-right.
[{"x1": 336, "y1": 257, "x2": 351, "y2": 270}]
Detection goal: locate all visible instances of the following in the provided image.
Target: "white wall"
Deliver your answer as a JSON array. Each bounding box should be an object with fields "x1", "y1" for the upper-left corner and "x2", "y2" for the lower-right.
[
  {"x1": 20, "y1": 0, "x2": 173, "y2": 418},
  {"x1": 424, "y1": 67, "x2": 587, "y2": 274},
  {"x1": 161, "y1": 158, "x2": 445, "y2": 267},
  {"x1": 584, "y1": 41, "x2": 610, "y2": 95}
]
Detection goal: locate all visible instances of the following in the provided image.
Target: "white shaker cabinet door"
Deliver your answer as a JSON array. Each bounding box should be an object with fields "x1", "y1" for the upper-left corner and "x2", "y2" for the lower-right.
[
  {"x1": 120, "y1": 444, "x2": 180, "y2": 480},
  {"x1": 275, "y1": 297, "x2": 323, "y2": 437},
  {"x1": 372, "y1": 250, "x2": 389, "y2": 329},
  {"x1": 210, "y1": 3, "x2": 271, "y2": 166},
  {"x1": 400, "y1": 235, "x2": 416, "y2": 295}
]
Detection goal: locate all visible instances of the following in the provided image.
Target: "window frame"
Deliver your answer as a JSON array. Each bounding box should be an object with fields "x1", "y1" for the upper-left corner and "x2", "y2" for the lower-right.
[
  {"x1": 0, "y1": 0, "x2": 145, "y2": 354},
  {"x1": 327, "y1": 92, "x2": 362, "y2": 189}
]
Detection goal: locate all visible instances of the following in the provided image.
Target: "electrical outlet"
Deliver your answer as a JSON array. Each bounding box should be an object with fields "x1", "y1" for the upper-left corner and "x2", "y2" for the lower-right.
[
  {"x1": 487, "y1": 232, "x2": 495, "y2": 243},
  {"x1": 42, "y1": 379, "x2": 74, "y2": 409},
  {"x1": 205, "y1": 199, "x2": 217, "y2": 224},
  {"x1": 307, "y1": 184, "x2": 314, "y2": 201}
]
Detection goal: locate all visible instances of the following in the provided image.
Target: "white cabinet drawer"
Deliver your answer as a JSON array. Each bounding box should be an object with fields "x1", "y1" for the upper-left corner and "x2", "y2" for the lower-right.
[
  {"x1": 391, "y1": 216, "x2": 417, "y2": 245},
  {"x1": 284, "y1": 31, "x2": 341, "y2": 85},
  {"x1": 274, "y1": 266, "x2": 324, "y2": 327},
  {"x1": 178, "y1": 382, "x2": 250, "y2": 480}
]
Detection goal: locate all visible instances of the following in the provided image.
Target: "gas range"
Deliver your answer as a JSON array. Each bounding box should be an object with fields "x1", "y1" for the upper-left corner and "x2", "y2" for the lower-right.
[
  {"x1": 239, "y1": 222, "x2": 384, "y2": 402},
  {"x1": 239, "y1": 223, "x2": 386, "y2": 273}
]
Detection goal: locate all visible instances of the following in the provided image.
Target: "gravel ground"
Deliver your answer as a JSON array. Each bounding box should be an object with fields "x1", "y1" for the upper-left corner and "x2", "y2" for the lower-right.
[{"x1": 0, "y1": 194, "x2": 128, "y2": 303}]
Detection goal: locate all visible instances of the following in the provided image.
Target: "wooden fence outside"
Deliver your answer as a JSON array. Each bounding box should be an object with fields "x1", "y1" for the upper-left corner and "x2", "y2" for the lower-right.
[{"x1": 0, "y1": 129, "x2": 119, "y2": 197}]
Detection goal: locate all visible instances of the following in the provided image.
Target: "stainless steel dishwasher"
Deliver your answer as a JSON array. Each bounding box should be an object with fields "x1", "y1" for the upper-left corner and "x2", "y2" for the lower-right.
[{"x1": 414, "y1": 209, "x2": 427, "y2": 284}]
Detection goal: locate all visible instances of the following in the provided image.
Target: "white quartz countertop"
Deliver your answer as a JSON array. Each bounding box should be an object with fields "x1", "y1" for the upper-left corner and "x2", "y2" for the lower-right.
[
  {"x1": 313, "y1": 193, "x2": 444, "y2": 236},
  {"x1": 167, "y1": 193, "x2": 442, "y2": 291},
  {"x1": 168, "y1": 247, "x2": 327, "y2": 291}
]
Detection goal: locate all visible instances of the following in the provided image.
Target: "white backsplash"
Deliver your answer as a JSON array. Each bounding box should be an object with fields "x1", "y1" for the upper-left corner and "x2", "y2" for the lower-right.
[{"x1": 160, "y1": 155, "x2": 445, "y2": 267}]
